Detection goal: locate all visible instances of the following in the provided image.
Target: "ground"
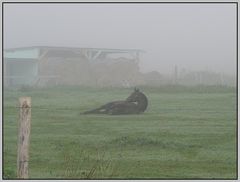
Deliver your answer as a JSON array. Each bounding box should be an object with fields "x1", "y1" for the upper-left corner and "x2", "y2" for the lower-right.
[{"x1": 3, "y1": 85, "x2": 237, "y2": 179}]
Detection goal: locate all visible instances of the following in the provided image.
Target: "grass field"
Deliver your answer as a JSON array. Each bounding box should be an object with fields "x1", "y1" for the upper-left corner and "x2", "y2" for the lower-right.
[{"x1": 3, "y1": 85, "x2": 237, "y2": 179}]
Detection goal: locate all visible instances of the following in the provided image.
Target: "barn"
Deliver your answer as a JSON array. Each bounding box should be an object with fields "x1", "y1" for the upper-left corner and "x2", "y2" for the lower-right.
[{"x1": 4, "y1": 46, "x2": 144, "y2": 87}]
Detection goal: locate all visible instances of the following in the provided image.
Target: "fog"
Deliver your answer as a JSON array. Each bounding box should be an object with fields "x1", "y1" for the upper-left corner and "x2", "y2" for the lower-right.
[{"x1": 3, "y1": 3, "x2": 236, "y2": 87}]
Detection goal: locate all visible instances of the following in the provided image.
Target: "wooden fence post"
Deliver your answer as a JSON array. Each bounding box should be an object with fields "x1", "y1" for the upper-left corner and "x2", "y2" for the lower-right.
[{"x1": 17, "y1": 97, "x2": 31, "y2": 179}]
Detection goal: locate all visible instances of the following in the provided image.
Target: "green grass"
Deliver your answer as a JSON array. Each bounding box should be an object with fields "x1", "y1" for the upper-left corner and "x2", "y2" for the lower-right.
[{"x1": 3, "y1": 85, "x2": 237, "y2": 179}]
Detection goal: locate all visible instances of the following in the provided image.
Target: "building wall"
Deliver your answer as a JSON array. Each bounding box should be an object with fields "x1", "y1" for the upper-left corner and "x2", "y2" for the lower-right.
[
  {"x1": 4, "y1": 47, "x2": 143, "y2": 87},
  {"x1": 38, "y1": 56, "x2": 143, "y2": 87},
  {"x1": 4, "y1": 58, "x2": 38, "y2": 87}
]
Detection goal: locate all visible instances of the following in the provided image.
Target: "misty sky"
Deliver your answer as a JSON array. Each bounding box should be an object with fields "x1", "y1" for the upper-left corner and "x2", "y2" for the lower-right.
[{"x1": 3, "y1": 3, "x2": 236, "y2": 74}]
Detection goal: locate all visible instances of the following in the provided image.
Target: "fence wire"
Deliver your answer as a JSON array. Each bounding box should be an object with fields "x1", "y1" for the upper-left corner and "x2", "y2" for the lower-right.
[{"x1": 4, "y1": 106, "x2": 82, "y2": 111}]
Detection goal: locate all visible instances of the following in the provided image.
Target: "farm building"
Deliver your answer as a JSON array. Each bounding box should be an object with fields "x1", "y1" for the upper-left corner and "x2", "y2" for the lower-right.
[{"x1": 4, "y1": 46, "x2": 144, "y2": 87}]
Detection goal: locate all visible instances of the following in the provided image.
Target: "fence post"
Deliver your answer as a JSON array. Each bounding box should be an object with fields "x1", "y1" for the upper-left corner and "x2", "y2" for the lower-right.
[{"x1": 17, "y1": 97, "x2": 31, "y2": 179}]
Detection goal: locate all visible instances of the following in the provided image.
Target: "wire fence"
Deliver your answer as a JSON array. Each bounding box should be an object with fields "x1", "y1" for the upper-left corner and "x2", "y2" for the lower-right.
[
  {"x1": 3, "y1": 106, "x2": 202, "y2": 113},
  {"x1": 4, "y1": 106, "x2": 83, "y2": 111}
]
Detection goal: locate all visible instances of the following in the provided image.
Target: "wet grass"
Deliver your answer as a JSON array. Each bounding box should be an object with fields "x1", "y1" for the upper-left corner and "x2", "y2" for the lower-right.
[{"x1": 3, "y1": 85, "x2": 237, "y2": 179}]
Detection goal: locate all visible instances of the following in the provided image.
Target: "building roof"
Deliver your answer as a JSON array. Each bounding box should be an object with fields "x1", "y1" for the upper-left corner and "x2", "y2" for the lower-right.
[
  {"x1": 4, "y1": 46, "x2": 145, "y2": 53},
  {"x1": 4, "y1": 46, "x2": 145, "y2": 61}
]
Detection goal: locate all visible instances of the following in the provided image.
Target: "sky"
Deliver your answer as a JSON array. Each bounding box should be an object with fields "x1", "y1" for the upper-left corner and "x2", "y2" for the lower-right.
[{"x1": 3, "y1": 3, "x2": 237, "y2": 75}]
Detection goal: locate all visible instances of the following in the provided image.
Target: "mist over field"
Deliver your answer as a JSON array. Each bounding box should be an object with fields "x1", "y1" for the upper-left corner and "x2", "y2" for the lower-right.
[
  {"x1": 3, "y1": 3, "x2": 236, "y2": 87},
  {"x1": 3, "y1": 3, "x2": 237, "y2": 180}
]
